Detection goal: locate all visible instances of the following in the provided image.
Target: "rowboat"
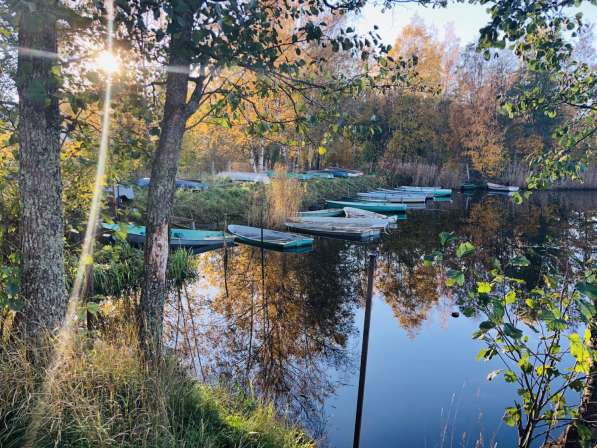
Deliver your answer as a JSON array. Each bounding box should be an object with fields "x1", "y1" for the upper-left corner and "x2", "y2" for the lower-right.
[
  {"x1": 101, "y1": 223, "x2": 234, "y2": 248},
  {"x1": 285, "y1": 221, "x2": 381, "y2": 240},
  {"x1": 227, "y1": 224, "x2": 313, "y2": 250},
  {"x1": 135, "y1": 178, "x2": 208, "y2": 191},
  {"x1": 396, "y1": 186, "x2": 452, "y2": 196},
  {"x1": 461, "y1": 182, "x2": 481, "y2": 190},
  {"x1": 288, "y1": 216, "x2": 389, "y2": 229},
  {"x1": 326, "y1": 200, "x2": 407, "y2": 213},
  {"x1": 305, "y1": 170, "x2": 335, "y2": 179},
  {"x1": 343, "y1": 207, "x2": 398, "y2": 223},
  {"x1": 217, "y1": 171, "x2": 271, "y2": 184},
  {"x1": 487, "y1": 182, "x2": 520, "y2": 192},
  {"x1": 357, "y1": 192, "x2": 427, "y2": 203},
  {"x1": 375, "y1": 188, "x2": 433, "y2": 199},
  {"x1": 323, "y1": 167, "x2": 363, "y2": 178},
  {"x1": 298, "y1": 208, "x2": 345, "y2": 217}
]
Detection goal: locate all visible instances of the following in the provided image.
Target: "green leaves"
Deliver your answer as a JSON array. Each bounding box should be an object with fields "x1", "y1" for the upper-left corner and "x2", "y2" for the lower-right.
[
  {"x1": 477, "y1": 282, "x2": 492, "y2": 294},
  {"x1": 456, "y1": 242, "x2": 475, "y2": 258},
  {"x1": 446, "y1": 269, "x2": 464, "y2": 287},
  {"x1": 503, "y1": 323, "x2": 523, "y2": 339},
  {"x1": 439, "y1": 231, "x2": 456, "y2": 247},
  {"x1": 503, "y1": 406, "x2": 521, "y2": 427},
  {"x1": 510, "y1": 256, "x2": 530, "y2": 267},
  {"x1": 568, "y1": 332, "x2": 591, "y2": 374},
  {"x1": 476, "y1": 347, "x2": 497, "y2": 361},
  {"x1": 576, "y1": 281, "x2": 597, "y2": 300}
]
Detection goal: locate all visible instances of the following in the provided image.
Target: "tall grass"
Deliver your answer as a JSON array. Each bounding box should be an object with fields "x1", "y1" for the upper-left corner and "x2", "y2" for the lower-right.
[
  {"x1": 0, "y1": 331, "x2": 314, "y2": 448},
  {"x1": 264, "y1": 165, "x2": 304, "y2": 227}
]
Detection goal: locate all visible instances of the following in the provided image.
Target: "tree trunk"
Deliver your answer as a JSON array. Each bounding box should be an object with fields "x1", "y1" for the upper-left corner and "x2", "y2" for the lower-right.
[
  {"x1": 13, "y1": 5, "x2": 67, "y2": 339},
  {"x1": 138, "y1": 29, "x2": 192, "y2": 360}
]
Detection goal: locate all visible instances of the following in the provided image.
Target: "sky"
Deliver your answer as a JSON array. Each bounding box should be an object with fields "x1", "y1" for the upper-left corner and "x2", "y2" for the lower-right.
[{"x1": 355, "y1": 2, "x2": 597, "y2": 48}]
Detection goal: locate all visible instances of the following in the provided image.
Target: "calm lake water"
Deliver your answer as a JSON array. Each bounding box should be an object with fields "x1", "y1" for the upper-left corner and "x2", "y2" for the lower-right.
[{"x1": 170, "y1": 191, "x2": 597, "y2": 448}]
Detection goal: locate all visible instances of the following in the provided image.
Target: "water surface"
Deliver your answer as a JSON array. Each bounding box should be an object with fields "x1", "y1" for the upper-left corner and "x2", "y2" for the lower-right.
[{"x1": 170, "y1": 191, "x2": 597, "y2": 448}]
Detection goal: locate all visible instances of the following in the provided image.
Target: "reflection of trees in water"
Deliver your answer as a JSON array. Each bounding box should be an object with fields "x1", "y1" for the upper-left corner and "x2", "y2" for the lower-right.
[
  {"x1": 162, "y1": 192, "x2": 596, "y2": 440},
  {"x1": 171, "y1": 238, "x2": 368, "y2": 435},
  {"x1": 376, "y1": 192, "x2": 596, "y2": 331}
]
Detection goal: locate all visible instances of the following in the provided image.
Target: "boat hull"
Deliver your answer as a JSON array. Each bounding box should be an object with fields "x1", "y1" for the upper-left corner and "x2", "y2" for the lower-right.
[
  {"x1": 227, "y1": 224, "x2": 313, "y2": 250},
  {"x1": 487, "y1": 182, "x2": 520, "y2": 192},
  {"x1": 298, "y1": 208, "x2": 344, "y2": 217},
  {"x1": 326, "y1": 200, "x2": 407, "y2": 212},
  {"x1": 286, "y1": 222, "x2": 381, "y2": 240}
]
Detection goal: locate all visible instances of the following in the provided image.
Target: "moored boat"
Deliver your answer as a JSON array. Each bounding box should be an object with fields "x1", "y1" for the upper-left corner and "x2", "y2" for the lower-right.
[
  {"x1": 343, "y1": 207, "x2": 398, "y2": 223},
  {"x1": 487, "y1": 182, "x2": 520, "y2": 192},
  {"x1": 298, "y1": 208, "x2": 344, "y2": 217},
  {"x1": 288, "y1": 216, "x2": 389, "y2": 229},
  {"x1": 357, "y1": 192, "x2": 427, "y2": 203},
  {"x1": 326, "y1": 200, "x2": 407, "y2": 212},
  {"x1": 227, "y1": 224, "x2": 313, "y2": 250},
  {"x1": 305, "y1": 170, "x2": 335, "y2": 179},
  {"x1": 285, "y1": 221, "x2": 381, "y2": 240},
  {"x1": 396, "y1": 186, "x2": 452, "y2": 196},
  {"x1": 101, "y1": 223, "x2": 234, "y2": 248},
  {"x1": 217, "y1": 171, "x2": 271, "y2": 184}
]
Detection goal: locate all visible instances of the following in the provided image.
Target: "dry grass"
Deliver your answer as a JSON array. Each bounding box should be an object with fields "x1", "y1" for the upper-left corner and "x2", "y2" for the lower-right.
[
  {"x1": 264, "y1": 165, "x2": 304, "y2": 227},
  {"x1": 0, "y1": 329, "x2": 314, "y2": 448}
]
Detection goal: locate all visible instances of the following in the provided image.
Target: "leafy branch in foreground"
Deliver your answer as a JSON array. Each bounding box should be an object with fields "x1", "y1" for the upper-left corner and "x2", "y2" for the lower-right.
[{"x1": 426, "y1": 232, "x2": 597, "y2": 448}]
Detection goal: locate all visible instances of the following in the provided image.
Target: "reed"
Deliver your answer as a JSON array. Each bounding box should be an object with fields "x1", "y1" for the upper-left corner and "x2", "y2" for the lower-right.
[{"x1": 264, "y1": 165, "x2": 304, "y2": 227}]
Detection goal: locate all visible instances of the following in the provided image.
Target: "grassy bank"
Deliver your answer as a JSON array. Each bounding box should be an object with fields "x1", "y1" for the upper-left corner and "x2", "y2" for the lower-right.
[
  {"x1": 152, "y1": 175, "x2": 384, "y2": 228},
  {"x1": 0, "y1": 332, "x2": 313, "y2": 448}
]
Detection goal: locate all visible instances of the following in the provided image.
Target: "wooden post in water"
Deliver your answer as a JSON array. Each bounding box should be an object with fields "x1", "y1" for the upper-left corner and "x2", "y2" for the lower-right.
[{"x1": 353, "y1": 252, "x2": 377, "y2": 448}]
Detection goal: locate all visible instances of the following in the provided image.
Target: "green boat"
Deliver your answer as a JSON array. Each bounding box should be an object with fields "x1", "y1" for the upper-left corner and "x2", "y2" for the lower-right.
[
  {"x1": 298, "y1": 208, "x2": 344, "y2": 217},
  {"x1": 101, "y1": 223, "x2": 235, "y2": 248},
  {"x1": 396, "y1": 186, "x2": 452, "y2": 196},
  {"x1": 227, "y1": 224, "x2": 314, "y2": 250},
  {"x1": 326, "y1": 200, "x2": 407, "y2": 213}
]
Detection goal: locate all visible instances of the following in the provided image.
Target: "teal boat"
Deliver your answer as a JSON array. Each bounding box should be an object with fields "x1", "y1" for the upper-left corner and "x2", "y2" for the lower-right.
[
  {"x1": 101, "y1": 223, "x2": 235, "y2": 248},
  {"x1": 227, "y1": 225, "x2": 313, "y2": 250},
  {"x1": 298, "y1": 208, "x2": 344, "y2": 217},
  {"x1": 396, "y1": 186, "x2": 452, "y2": 196},
  {"x1": 461, "y1": 182, "x2": 479, "y2": 190},
  {"x1": 326, "y1": 200, "x2": 407, "y2": 212},
  {"x1": 305, "y1": 170, "x2": 334, "y2": 179}
]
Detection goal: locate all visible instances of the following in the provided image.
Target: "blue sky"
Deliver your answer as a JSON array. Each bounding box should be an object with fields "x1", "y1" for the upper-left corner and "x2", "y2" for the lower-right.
[{"x1": 356, "y1": 2, "x2": 597, "y2": 47}]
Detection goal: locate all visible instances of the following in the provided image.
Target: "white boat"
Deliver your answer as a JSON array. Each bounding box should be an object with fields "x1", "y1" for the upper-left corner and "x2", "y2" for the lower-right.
[
  {"x1": 343, "y1": 207, "x2": 398, "y2": 223},
  {"x1": 285, "y1": 221, "x2": 381, "y2": 239},
  {"x1": 288, "y1": 216, "x2": 389, "y2": 229},
  {"x1": 487, "y1": 182, "x2": 520, "y2": 192},
  {"x1": 217, "y1": 171, "x2": 271, "y2": 184},
  {"x1": 358, "y1": 192, "x2": 427, "y2": 203}
]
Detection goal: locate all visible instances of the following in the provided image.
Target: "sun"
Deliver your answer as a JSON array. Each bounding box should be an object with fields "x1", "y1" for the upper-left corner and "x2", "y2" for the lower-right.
[{"x1": 94, "y1": 50, "x2": 120, "y2": 74}]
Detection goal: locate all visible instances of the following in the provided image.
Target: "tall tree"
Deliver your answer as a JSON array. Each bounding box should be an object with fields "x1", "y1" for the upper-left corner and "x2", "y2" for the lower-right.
[
  {"x1": 13, "y1": 0, "x2": 67, "y2": 339},
  {"x1": 115, "y1": 0, "x2": 427, "y2": 360}
]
